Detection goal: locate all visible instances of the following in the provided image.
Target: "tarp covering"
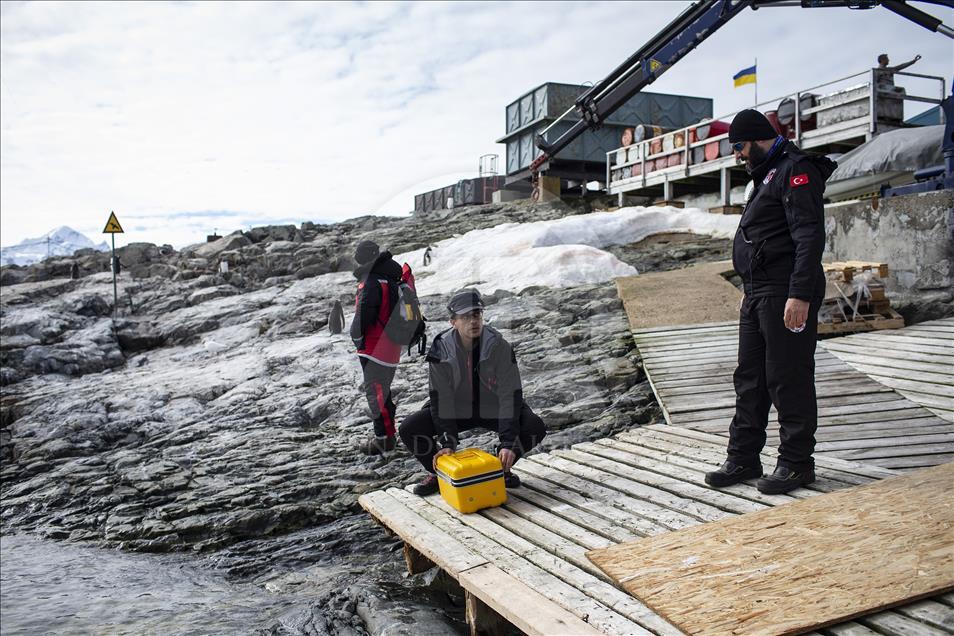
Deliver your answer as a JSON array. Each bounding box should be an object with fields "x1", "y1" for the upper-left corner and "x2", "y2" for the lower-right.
[{"x1": 829, "y1": 125, "x2": 944, "y2": 182}]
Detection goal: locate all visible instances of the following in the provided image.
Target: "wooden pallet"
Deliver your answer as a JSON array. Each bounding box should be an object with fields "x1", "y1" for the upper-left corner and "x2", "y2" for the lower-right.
[
  {"x1": 825, "y1": 260, "x2": 890, "y2": 282},
  {"x1": 359, "y1": 425, "x2": 954, "y2": 635},
  {"x1": 818, "y1": 307, "x2": 906, "y2": 334}
]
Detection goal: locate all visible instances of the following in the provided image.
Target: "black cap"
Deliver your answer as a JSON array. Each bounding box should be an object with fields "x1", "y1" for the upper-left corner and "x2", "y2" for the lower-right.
[
  {"x1": 728, "y1": 109, "x2": 778, "y2": 143},
  {"x1": 354, "y1": 240, "x2": 380, "y2": 265},
  {"x1": 447, "y1": 289, "x2": 484, "y2": 315}
]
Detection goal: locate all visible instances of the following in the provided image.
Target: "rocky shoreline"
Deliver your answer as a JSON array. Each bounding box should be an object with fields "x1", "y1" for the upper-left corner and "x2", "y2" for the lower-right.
[{"x1": 0, "y1": 199, "x2": 830, "y2": 633}]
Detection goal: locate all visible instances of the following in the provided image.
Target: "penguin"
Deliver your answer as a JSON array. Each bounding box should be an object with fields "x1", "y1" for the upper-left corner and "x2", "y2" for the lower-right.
[{"x1": 328, "y1": 299, "x2": 345, "y2": 334}]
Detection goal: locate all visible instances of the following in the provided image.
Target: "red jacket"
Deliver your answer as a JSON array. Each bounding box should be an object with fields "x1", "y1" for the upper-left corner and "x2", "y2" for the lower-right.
[{"x1": 350, "y1": 253, "x2": 402, "y2": 366}]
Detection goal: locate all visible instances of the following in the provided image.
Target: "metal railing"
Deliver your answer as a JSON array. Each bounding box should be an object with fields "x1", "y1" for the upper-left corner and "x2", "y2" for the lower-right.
[{"x1": 606, "y1": 68, "x2": 947, "y2": 194}]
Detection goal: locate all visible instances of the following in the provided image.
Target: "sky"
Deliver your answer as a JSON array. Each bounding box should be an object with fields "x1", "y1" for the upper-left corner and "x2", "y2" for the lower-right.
[{"x1": 2, "y1": 1, "x2": 952, "y2": 249}]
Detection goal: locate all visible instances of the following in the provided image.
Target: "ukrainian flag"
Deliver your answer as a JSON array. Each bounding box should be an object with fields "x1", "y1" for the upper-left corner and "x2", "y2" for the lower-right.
[{"x1": 734, "y1": 64, "x2": 757, "y2": 87}]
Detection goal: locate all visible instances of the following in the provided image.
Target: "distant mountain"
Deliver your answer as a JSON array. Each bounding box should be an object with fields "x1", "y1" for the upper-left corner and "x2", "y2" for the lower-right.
[{"x1": 0, "y1": 226, "x2": 109, "y2": 266}]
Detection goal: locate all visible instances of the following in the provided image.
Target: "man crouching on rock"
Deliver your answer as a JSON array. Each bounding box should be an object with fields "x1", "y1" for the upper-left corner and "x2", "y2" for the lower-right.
[
  {"x1": 399, "y1": 289, "x2": 547, "y2": 496},
  {"x1": 351, "y1": 240, "x2": 403, "y2": 455}
]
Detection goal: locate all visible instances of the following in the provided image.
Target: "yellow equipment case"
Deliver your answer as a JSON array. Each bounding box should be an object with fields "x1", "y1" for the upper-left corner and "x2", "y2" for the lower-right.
[{"x1": 435, "y1": 448, "x2": 507, "y2": 513}]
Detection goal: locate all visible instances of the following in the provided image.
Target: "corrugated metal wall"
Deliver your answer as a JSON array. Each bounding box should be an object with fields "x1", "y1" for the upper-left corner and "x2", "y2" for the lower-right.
[
  {"x1": 499, "y1": 83, "x2": 713, "y2": 175},
  {"x1": 413, "y1": 177, "x2": 505, "y2": 213}
]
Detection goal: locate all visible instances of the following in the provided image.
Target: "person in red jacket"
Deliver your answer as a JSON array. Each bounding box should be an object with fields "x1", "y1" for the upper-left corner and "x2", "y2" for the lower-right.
[{"x1": 350, "y1": 240, "x2": 403, "y2": 455}]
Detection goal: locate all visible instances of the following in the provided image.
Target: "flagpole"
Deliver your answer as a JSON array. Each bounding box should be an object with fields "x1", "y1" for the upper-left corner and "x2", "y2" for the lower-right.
[{"x1": 754, "y1": 57, "x2": 758, "y2": 106}]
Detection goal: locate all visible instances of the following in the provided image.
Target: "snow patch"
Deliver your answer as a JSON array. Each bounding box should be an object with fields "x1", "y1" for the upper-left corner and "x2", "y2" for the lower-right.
[{"x1": 395, "y1": 206, "x2": 739, "y2": 295}]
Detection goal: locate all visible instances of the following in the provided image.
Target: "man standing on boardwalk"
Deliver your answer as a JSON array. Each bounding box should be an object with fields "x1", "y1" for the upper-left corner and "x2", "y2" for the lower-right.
[{"x1": 705, "y1": 109, "x2": 836, "y2": 495}]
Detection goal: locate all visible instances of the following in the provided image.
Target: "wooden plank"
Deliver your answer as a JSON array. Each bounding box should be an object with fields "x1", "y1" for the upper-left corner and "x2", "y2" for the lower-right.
[
  {"x1": 674, "y1": 397, "x2": 924, "y2": 425},
  {"x1": 465, "y1": 589, "x2": 511, "y2": 636},
  {"x1": 830, "y1": 337, "x2": 953, "y2": 356},
  {"x1": 513, "y1": 460, "x2": 693, "y2": 534},
  {"x1": 664, "y1": 381, "x2": 895, "y2": 414},
  {"x1": 553, "y1": 447, "x2": 768, "y2": 516},
  {"x1": 596, "y1": 437, "x2": 848, "y2": 497},
  {"x1": 655, "y1": 370, "x2": 863, "y2": 395},
  {"x1": 870, "y1": 454, "x2": 954, "y2": 469},
  {"x1": 830, "y1": 362, "x2": 954, "y2": 387},
  {"x1": 529, "y1": 452, "x2": 729, "y2": 524},
  {"x1": 586, "y1": 463, "x2": 954, "y2": 636},
  {"x1": 358, "y1": 490, "x2": 487, "y2": 577},
  {"x1": 831, "y1": 443, "x2": 954, "y2": 461},
  {"x1": 893, "y1": 599, "x2": 954, "y2": 631},
  {"x1": 644, "y1": 425, "x2": 900, "y2": 479},
  {"x1": 635, "y1": 337, "x2": 738, "y2": 352},
  {"x1": 632, "y1": 320, "x2": 739, "y2": 335},
  {"x1": 815, "y1": 432, "x2": 954, "y2": 452},
  {"x1": 458, "y1": 563, "x2": 605, "y2": 636},
  {"x1": 822, "y1": 349, "x2": 954, "y2": 376},
  {"x1": 856, "y1": 612, "x2": 951, "y2": 636},
  {"x1": 505, "y1": 485, "x2": 643, "y2": 544},
  {"x1": 825, "y1": 342, "x2": 952, "y2": 366},
  {"x1": 618, "y1": 427, "x2": 878, "y2": 488},
  {"x1": 400, "y1": 489, "x2": 676, "y2": 635}
]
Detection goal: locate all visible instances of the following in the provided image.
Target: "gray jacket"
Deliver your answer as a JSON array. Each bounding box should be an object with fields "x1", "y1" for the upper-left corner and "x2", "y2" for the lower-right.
[{"x1": 425, "y1": 325, "x2": 522, "y2": 450}]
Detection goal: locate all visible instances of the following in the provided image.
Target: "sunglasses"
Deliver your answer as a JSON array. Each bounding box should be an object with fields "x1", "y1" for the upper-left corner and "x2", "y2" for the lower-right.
[{"x1": 732, "y1": 141, "x2": 747, "y2": 153}]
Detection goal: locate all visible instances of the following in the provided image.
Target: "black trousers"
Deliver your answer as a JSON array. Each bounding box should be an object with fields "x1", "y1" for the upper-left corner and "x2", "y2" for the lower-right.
[
  {"x1": 359, "y1": 358, "x2": 397, "y2": 438},
  {"x1": 399, "y1": 403, "x2": 547, "y2": 473},
  {"x1": 726, "y1": 295, "x2": 821, "y2": 472}
]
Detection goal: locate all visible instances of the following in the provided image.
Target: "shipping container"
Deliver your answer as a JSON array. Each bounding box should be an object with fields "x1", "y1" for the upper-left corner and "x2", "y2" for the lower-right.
[
  {"x1": 498, "y1": 83, "x2": 712, "y2": 177},
  {"x1": 413, "y1": 176, "x2": 512, "y2": 214}
]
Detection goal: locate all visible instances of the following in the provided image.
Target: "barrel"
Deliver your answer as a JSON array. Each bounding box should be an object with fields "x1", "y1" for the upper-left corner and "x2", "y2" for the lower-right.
[
  {"x1": 631, "y1": 163, "x2": 642, "y2": 177},
  {"x1": 650, "y1": 138, "x2": 663, "y2": 155},
  {"x1": 695, "y1": 120, "x2": 730, "y2": 140},
  {"x1": 673, "y1": 131, "x2": 686, "y2": 148},
  {"x1": 704, "y1": 141, "x2": 720, "y2": 162},
  {"x1": 667, "y1": 153, "x2": 682, "y2": 168},
  {"x1": 621, "y1": 127, "x2": 635, "y2": 147},
  {"x1": 777, "y1": 94, "x2": 817, "y2": 127},
  {"x1": 662, "y1": 134, "x2": 675, "y2": 153},
  {"x1": 692, "y1": 146, "x2": 706, "y2": 165},
  {"x1": 719, "y1": 138, "x2": 732, "y2": 157},
  {"x1": 634, "y1": 124, "x2": 667, "y2": 143}
]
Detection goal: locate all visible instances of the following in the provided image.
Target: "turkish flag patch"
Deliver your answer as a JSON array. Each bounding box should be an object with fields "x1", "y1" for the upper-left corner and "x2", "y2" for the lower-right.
[{"x1": 790, "y1": 173, "x2": 809, "y2": 187}]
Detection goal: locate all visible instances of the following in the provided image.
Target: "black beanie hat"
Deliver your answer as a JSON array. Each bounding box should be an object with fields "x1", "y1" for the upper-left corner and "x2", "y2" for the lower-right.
[
  {"x1": 728, "y1": 109, "x2": 778, "y2": 143},
  {"x1": 354, "y1": 240, "x2": 380, "y2": 265}
]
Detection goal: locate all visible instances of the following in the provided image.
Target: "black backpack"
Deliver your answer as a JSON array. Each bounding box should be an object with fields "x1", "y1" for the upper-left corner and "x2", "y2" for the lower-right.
[{"x1": 384, "y1": 263, "x2": 427, "y2": 355}]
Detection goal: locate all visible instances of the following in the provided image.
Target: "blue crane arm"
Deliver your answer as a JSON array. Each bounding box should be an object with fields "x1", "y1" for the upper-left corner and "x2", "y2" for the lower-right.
[{"x1": 529, "y1": 0, "x2": 954, "y2": 174}]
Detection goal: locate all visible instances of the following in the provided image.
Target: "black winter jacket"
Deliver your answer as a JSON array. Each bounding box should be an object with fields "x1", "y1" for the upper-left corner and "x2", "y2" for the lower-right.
[
  {"x1": 732, "y1": 140, "x2": 837, "y2": 300},
  {"x1": 349, "y1": 251, "x2": 403, "y2": 350},
  {"x1": 425, "y1": 326, "x2": 522, "y2": 451}
]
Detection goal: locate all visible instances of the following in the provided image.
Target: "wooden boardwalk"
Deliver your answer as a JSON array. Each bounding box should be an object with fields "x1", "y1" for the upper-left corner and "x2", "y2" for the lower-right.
[
  {"x1": 360, "y1": 425, "x2": 954, "y2": 635},
  {"x1": 635, "y1": 320, "x2": 954, "y2": 471},
  {"x1": 821, "y1": 317, "x2": 954, "y2": 423}
]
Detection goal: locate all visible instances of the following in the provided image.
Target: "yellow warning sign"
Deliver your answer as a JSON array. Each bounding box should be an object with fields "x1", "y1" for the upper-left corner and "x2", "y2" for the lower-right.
[
  {"x1": 103, "y1": 211, "x2": 124, "y2": 234},
  {"x1": 649, "y1": 59, "x2": 662, "y2": 73}
]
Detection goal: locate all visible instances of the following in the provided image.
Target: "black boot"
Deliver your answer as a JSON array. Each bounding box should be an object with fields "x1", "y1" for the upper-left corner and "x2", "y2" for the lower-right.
[
  {"x1": 358, "y1": 435, "x2": 396, "y2": 456},
  {"x1": 504, "y1": 472, "x2": 521, "y2": 489},
  {"x1": 704, "y1": 460, "x2": 762, "y2": 488},
  {"x1": 757, "y1": 465, "x2": 815, "y2": 494},
  {"x1": 412, "y1": 474, "x2": 439, "y2": 496}
]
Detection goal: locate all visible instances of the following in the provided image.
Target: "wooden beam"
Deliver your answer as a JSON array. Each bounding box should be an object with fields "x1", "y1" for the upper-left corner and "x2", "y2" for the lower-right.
[{"x1": 403, "y1": 542, "x2": 435, "y2": 575}]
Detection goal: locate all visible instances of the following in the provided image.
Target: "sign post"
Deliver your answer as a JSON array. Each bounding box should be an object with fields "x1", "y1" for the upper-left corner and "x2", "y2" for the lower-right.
[{"x1": 102, "y1": 211, "x2": 125, "y2": 319}]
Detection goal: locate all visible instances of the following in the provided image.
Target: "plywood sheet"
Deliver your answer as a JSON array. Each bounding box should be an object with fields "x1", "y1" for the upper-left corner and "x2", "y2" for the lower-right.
[
  {"x1": 616, "y1": 260, "x2": 741, "y2": 330},
  {"x1": 587, "y1": 462, "x2": 954, "y2": 636}
]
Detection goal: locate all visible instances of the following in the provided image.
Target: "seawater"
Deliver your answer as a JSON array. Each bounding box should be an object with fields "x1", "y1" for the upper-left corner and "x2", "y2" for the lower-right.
[{"x1": 0, "y1": 533, "x2": 304, "y2": 635}]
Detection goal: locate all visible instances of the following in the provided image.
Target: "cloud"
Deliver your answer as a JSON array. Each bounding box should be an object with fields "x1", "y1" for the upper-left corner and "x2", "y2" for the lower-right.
[{"x1": 1, "y1": 1, "x2": 952, "y2": 248}]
